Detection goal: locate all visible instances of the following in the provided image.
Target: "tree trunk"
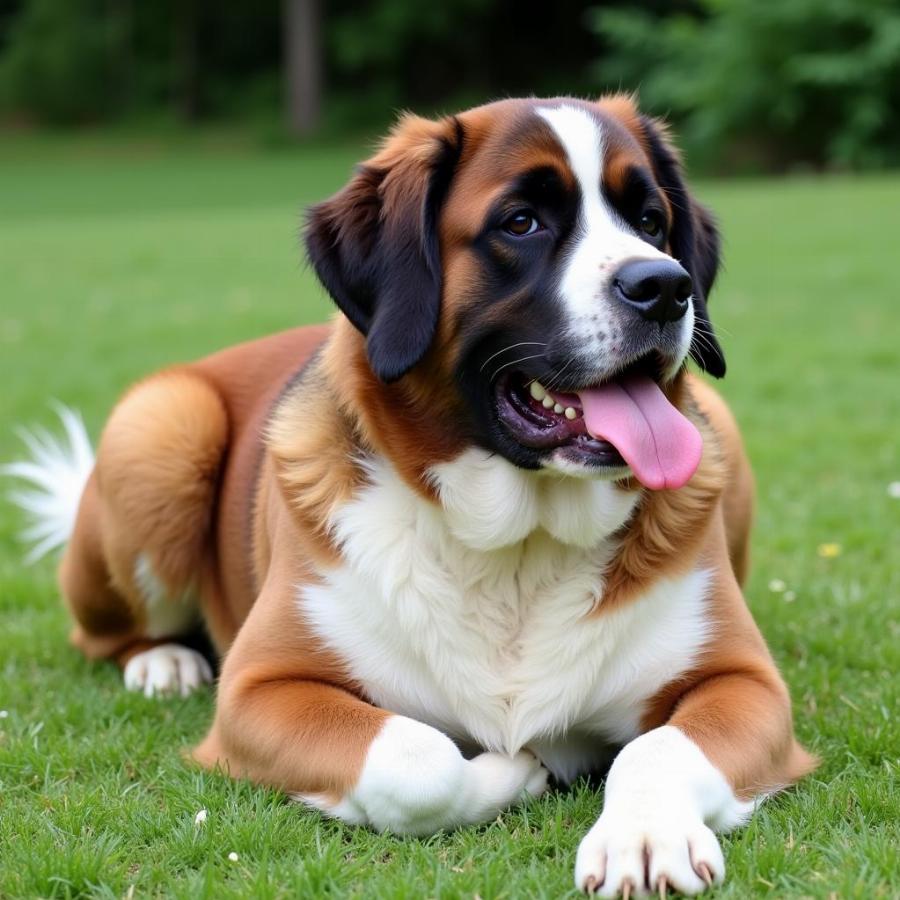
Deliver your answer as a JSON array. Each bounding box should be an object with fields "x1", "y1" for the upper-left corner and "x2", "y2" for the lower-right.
[
  {"x1": 175, "y1": 0, "x2": 203, "y2": 122},
  {"x1": 284, "y1": 0, "x2": 322, "y2": 136}
]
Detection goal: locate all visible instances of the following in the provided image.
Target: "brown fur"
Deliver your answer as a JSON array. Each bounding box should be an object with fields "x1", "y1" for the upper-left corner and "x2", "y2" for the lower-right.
[
  {"x1": 266, "y1": 351, "x2": 363, "y2": 568},
  {"x1": 59, "y1": 370, "x2": 227, "y2": 665},
  {"x1": 690, "y1": 377, "x2": 755, "y2": 584},
  {"x1": 636, "y1": 380, "x2": 816, "y2": 798},
  {"x1": 320, "y1": 319, "x2": 468, "y2": 499},
  {"x1": 61, "y1": 471, "x2": 143, "y2": 661},
  {"x1": 53, "y1": 96, "x2": 813, "y2": 812},
  {"x1": 96, "y1": 369, "x2": 227, "y2": 598},
  {"x1": 192, "y1": 492, "x2": 387, "y2": 797},
  {"x1": 595, "y1": 377, "x2": 727, "y2": 614}
]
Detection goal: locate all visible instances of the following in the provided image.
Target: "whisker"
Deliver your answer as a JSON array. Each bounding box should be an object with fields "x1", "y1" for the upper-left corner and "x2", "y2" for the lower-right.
[
  {"x1": 697, "y1": 316, "x2": 732, "y2": 338},
  {"x1": 693, "y1": 318, "x2": 731, "y2": 339},
  {"x1": 491, "y1": 353, "x2": 547, "y2": 383},
  {"x1": 692, "y1": 323, "x2": 721, "y2": 352},
  {"x1": 544, "y1": 354, "x2": 578, "y2": 392},
  {"x1": 690, "y1": 329, "x2": 717, "y2": 358},
  {"x1": 479, "y1": 341, "x2": 546, "y2": 373},
  {"x1": 690, "y1": 327, "x2": 713, "y2": 351}
]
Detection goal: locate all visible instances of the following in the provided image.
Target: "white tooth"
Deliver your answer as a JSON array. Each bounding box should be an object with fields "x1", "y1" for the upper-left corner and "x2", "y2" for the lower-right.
[
  {"x1": 564, "y1": 407, "x2": 577, "y2": 420},
  {"x1": 542, "y1": 396, "x2": 554, "y2": 409},
  {"x1": 553, "y1": 403, "x2": 564, "y2": 414},
  {"x1": 529, "y1": 381, "x2": 547, "y2": 401}
]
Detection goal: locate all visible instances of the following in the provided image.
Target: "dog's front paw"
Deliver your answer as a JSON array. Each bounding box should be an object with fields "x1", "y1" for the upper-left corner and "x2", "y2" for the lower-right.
[
  {"x1": 575, "y1": 808, "x2": 723, "y2": 897},
  {"x1": 463, "y1": 748, "x2": 549, "y2": 823},
  {"x1": 574, "y1": 726, "x2": 755, "y2": 896},
  {"x1": 297, "y1": 717, "x2": 549, "y2": 834},
  {"x1": 123, "y1": 643, "x2": 213, "y2": 698}
]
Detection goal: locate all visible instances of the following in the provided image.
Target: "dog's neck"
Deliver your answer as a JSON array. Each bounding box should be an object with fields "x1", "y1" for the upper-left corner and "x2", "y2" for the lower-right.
[
  {"x1": 428, "y1": 448, "x2": 640, "y2": 551},
  {"x1": 268, "y1": 324, "x2": 726, "y2": 609}
]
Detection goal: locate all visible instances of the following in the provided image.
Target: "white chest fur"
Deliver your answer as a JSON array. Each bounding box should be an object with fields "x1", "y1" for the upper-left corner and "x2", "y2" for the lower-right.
[{"x1": 299, "y1": 450, "x2": 713, "y2": 780}]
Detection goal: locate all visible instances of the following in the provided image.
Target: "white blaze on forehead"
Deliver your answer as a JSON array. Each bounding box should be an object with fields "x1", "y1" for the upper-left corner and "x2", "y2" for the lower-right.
[
  {"x1": 537, "y1": 104, "x2": 606, "y2": 206},
  {"x1": 535, "y1": 103, "x2": 669, "y2": 325}
]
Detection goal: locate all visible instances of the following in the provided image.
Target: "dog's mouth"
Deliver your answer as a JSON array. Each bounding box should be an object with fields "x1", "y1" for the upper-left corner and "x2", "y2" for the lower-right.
[{"x1": 495, "y1": 353, "x2": 703, "y2": 490}]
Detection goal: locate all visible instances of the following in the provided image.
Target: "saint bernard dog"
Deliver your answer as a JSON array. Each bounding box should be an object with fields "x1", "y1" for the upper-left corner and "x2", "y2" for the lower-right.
[{"x1": 8, "y1": 95, "x2": 815, "y2": 896}]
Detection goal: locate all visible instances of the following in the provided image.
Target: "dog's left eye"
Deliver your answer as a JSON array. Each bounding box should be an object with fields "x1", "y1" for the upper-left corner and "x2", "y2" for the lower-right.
[
  {"x1": 640, "y1": 211, "x2": 665, "y2": 238},
  {"x1": 504, "y1": 211, "x2": 541, "y2": 236}
]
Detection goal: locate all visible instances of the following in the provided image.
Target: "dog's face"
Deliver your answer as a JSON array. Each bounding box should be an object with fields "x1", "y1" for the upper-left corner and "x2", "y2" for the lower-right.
[{"x1": 307, "y1": 96, "x2": 725, "y2": 490}]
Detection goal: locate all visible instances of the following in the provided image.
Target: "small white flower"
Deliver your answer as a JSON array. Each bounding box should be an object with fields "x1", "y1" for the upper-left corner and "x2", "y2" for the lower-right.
[
  {"x1": 768, "y1": 579, "x2": 786, "y2": 593},
  {"x1": 194, "y1": 809, "x2": 208, "y2": 826},
  {"x1": 228, "y1": 852, "x2": 239, "y2": 862},
  {"x1": 0, "y1": 710, "x2": 8, "y2": 719},
  {"x1": 888, "y1": 481, "x2": 900, "y2": 499},
  {"x1": 783, "y1": 590, "x2": 796, "y2": 603}
]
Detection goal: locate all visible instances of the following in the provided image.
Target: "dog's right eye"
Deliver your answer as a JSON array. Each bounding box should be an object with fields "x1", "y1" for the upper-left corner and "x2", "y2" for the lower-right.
[
  {"x1": 504, "y1": 211, "x2": 541, "y2": 236},
  {"x1": 639, "y1": 210, "x2": 665, "y2": 239}
]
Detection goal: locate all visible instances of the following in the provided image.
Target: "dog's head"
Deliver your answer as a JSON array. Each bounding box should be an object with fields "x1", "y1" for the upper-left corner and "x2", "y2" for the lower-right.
[{"x1": 306, "y1": 96, "x2": 724, "y2": 490}]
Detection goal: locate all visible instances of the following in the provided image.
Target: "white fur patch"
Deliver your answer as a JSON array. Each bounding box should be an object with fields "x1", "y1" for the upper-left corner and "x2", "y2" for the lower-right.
[
  {"x1": 295, "y1": 715, "x2": 548, "y2": 834},
  {"x1": 668, "y1": 300, "x2": 696, "y2": 381},
  {"x1": 575, "y1": 725, "x2": 755, "y2": 896},
  {"x1": 2, "y1": 404, "x2": 94, "y2": 563},
  {"x1": 123, "y1": 643, "x2": 213, "y2": 698},
  {"x1": 300, "y1": 450, "x2": 713, "y2": 775},
  {"x1": 431, "y1": 448, "x2": 639, "y2": 550},
  {"x1": 536, "y1": 104, "x2": 693, "y2": 379},
  {"x1": 133, "y1": 554, "x2": 199, "y2": 639}
]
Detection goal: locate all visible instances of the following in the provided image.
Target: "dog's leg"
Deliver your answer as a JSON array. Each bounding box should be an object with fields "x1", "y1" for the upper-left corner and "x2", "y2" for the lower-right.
[
  {"x1": 297, "y1": 715, "x2": 548, "y2": 834},
  {"x1": 60, "y1": 370, "x2": 227, "y2": 697},
  {"x1": 574, "y1": 563, "x2": 815, "y2": 896},
  {"x1": 196, "y1": 680, "x2": 547, "y2": 835},
  {"x1": 574, "y1": 680, "x2": 814, "y2": 897},
  {"x1": 192, "y1": 547, "x2": 549, "y2": 833},
  {"x1": 60, "y1": 469, "x2": 214, "y2": 698}
]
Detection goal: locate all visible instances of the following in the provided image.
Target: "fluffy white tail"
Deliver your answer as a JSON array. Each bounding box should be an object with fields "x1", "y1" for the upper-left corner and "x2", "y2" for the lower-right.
[{"x1": 2, "y1": 404, "x2": 95, "y2": 563}]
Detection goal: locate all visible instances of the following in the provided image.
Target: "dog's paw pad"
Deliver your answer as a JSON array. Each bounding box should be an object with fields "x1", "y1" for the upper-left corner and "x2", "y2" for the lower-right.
[{"x1": 123, "y1": 643, "x2": 213, "y2": 698}]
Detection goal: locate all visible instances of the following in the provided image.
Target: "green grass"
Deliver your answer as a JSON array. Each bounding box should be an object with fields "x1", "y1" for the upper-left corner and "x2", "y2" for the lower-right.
[{"x1": 1, "y1": 133, "x2": 898, "y2": 899}]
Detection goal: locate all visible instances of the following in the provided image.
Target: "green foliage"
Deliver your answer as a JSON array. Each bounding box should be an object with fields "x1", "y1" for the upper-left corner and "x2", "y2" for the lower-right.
[
  {"x1": 0, "y1": 0, "x2": 599, "y2": 135},
  {"x1": 589, "y1": 0, "x2": 900, "y2": 170},
  {"x1": 0, "y1": 0, "x2": 128, "y2": 124},
  {"x1": 330, "y1": 0, "x2": 491, "y2": 71},
  {"x1": 324, "y1": 0, "x2": 597, "y2": 123},
  {"x1": 0, "y1": 0, "x2": 283, "y2": 126},
  {"x1": 325, "y1": 0, "x2": 495, "y2": 121},
  {"x1": 3, "y1": 0, "x2": 900, "y2": 171}
]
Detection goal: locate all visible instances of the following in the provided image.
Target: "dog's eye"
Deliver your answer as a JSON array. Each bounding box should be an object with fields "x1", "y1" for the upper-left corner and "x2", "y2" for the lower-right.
[
  {"x1": 504, "y1": 211, "x2": 541, "y2": 236},
  {"x1": 640, "y1": 211, "x2": 664, "y2": 238}
]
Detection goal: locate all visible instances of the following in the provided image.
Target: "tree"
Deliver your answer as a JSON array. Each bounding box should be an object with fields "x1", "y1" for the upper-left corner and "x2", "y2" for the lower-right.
[
  {"x1": 588, "y1": 0, "x2": 900, "y2": 171},
  {"x1": 284, "y1": 0, "x2": 321, "y2": 135}
]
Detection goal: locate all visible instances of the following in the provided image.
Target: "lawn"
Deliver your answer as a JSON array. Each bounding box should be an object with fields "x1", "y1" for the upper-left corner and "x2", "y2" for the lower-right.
[{"x1": 0, "y1": 132, "x2": 897, "y2": 899}]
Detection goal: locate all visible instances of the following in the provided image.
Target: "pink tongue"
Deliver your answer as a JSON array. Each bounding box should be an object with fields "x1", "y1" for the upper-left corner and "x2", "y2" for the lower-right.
[{"x1": 576, "y1": 375, "x2": 702, "y2": 490}]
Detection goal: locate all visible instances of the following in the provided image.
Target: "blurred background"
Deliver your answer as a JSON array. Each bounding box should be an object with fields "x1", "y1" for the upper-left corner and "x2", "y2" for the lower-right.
[{"x1": 2, "y1": 0, "x2": 900, "y2": 170}]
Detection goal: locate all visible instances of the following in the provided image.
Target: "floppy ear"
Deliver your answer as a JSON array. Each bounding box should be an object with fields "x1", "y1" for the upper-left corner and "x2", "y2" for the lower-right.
[
  {"x1": 305, "y1": 114, "x2": 463, "y2": 383},
  {"x1": 640, "y1": 116, "x2": 726, "y2": 378}
]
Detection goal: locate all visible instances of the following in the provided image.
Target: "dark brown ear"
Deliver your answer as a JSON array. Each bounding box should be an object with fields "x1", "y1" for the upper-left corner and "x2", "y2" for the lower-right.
[
  {"x1": 640, "y1": 116, "x2": 726, "y2": 378},
  {"x1": 305, "y1": 114, "x2": 463, "y2": 383}
]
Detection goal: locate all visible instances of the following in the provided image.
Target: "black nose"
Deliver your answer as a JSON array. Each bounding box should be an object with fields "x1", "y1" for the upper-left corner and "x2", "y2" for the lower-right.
[{"x1": 612, "y1": 259, "x2": 693, "y2": 324}]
